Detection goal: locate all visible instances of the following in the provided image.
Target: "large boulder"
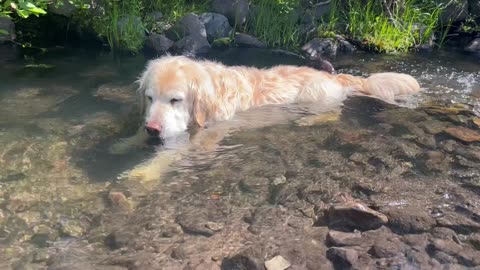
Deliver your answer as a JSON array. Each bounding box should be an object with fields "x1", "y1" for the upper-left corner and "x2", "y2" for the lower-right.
[
  {"x1": 470, "y1": 0, "x2": 480, "y2": 17},
  {"x1": 165, "y1": 13, "x2": 207, "y2": 41},
  {"x1": 48, "y1": 0, "x2": 77, "y2": 17},
  {"x1": 212, "y1": 0, "x2": 249, "y2": 27},
  {"x1": 144, "y1": 34, "x2": 174, "y2": 55},
  {"x1": 0, "y1": 17, "x2": 15, "y2": 42},
  {"x1": 437, "y1": 0, "x2": 468, "y2": 24},
  {"x1": 172, "y1": 34, "x2": 211, "y2": 56},
  {"x1": 465, "y1": 38, "x2": 480, "y2": 54},
  {"x1": 199, "y1": 13, "x2": 232, "y2": 43},
  {"x1": 302, "y1": 38, "x2": 338, "y2": 58}
]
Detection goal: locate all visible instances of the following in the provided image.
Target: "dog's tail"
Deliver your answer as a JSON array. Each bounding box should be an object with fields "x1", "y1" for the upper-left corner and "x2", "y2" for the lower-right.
[{"x1": 335, "y1": 72, "x2": 421, "y2": 103}]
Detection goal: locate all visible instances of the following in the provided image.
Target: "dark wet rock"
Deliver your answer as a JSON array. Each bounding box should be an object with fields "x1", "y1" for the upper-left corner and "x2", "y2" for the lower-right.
[
  {"x1": 239, "y1": 177, "x2": 270, "y2": 200},
  {"x1": 175, "y1": 211, "x2": 222, "y2": 237},
  {"x1": 166, "y1": 13, "x2": 206, "y2": 41},
  {"x1": 48, "y1": 239, "x2": 128, "y2": 270},
  {"x1": 170, "y1": 246, "x2": 187, "y2": 260},
  {"x1": 420, "y1": 120, "x2": 451, "y2": 135},
  {"x1": 368, "y1": 237, "x2": 406, "y2": 258},
  {"x1": 108, "y1": 191, "x2": 132, "y2": 211},
  {"x1": 31, "y1": 224, "x2": 58, "y2": 247},
  {"x1": 0, "y1": 17, "x2": 15, "y2": 42},
  {"x1": 246, "y1": 206, "x2": 286, "y2": 235},
  {"x1": 401, "y1": 233, "x2": 430, "y2": 249},
  {"x1": 199, "y1": 13, "x2": 232, "y2": 43},
  {"x1": 172, "y1": 34, "x2": 211, "y2": 55},
  {"x1": 326, "y1": 247, "x2": 359, "y2": 269},
  {"x1": 465, "y1": 38, "x2": 480, "y2": 54},
  {"x1": 444, "y1": 126, "x2": 480, "y2": 142},
  {"x1": 327, "y1": 230, "x2": 363, "y2": 247},
  {"x1": 437, "y1": 0, "x2": 468, "y2": 24},
  {"x1": 306, "y1": 57, "x2": 336, "y2": 74},
  {"x1": 471, "y1": 0, "x2": 480, "y2": 17},
  {"x1": 436, "y1": 212, "x2": 480, "y2": 234},
  {"x1": 465, "y1": 233, "x2": 480, "y2": 250},
  {"x1": 221, "y1": 247, "x2": 264, "y2": 270},
  {"x1": 428, "y1": 239, "x2": 480, "y2": 266},
  {"x1": 144, "y1": 34, "x2": 174, "y2": 55},
  {"x1": 48, "y1": 0, "x2": 77, "y2": 17},
  {"x1": 264, "y1": 255, "x2": 291, "y2": 270},
  {"x1": 6, "y1": 192, "x2": 38, "y2": 212},
  {"x1": 302, "y1": 38, "x2": 338, "y2": 58},
  {"x1": 440, "y1": 140, "x2": 459, "y2": 152},
  {"x1": 431, "y1": 227, "x2": 461, "y2": 243},
  {"x1": 383, "y1": 207, "x2": 436, "y2": 234},
  {"x1": 212, "y1": 0, "x2": 249, "y2": 26},
  {"x1": 33, "y1": 248, "x2": 50, "y2": 263},
  {"x1": 59, "y1": 220, "x2": 86, "y2": 238},
  {"x1": 319, "y1": 201, "x2": 388, "y2": 231},
  {"x1": 234, "y1": 33, "x2": 267, "y2": 48},
  {"x1": 104, "y1": 230, "x2": 134, "y2": 249}
]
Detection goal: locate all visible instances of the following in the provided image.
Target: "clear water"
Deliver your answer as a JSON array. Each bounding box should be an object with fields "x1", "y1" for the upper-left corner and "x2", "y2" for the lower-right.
[{"x1": 0, "y1": 46, "x2": 479, "y2": 268}]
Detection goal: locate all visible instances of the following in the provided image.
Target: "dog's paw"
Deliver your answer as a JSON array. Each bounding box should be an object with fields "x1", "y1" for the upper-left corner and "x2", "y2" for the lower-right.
[{"x1": 295, "y1": 111, "x2": 340, "y2": 127}]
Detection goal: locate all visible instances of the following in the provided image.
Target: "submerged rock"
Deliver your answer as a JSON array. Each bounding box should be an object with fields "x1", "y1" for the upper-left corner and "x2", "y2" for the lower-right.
[
  {"x1": 320, "y1": 201, "x2": 388, "y2": 231},
  {"x1": 327, "y1": 230, "x2": 363, "y2": 247},
  {"x1": 94, "y1": 83, "x2": 136, "y2": 103},
  {"x1": 444, "y1": 126, "x2": 480, "y2": 142},
  {"x1": 234, "y1": 33, "x2": 267, "y2": 48},
  {"x1": 265, "y1": 255, "x2": 291, "y2": 270},
  {"x1": 326, "y1": 247, "x2": 359, "y2": 268}
]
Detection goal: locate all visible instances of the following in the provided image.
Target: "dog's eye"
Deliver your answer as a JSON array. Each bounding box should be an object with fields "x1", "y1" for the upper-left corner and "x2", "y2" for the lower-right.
[
  {"x1": 170, "y1": 98, "x2": 182, "y2": 105},
  {"x1": 147, "y1": 96, "x2": 153, "y2": 102}
]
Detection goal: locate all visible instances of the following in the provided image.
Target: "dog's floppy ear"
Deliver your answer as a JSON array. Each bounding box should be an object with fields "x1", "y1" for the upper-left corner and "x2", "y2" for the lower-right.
[
  {"x1": 192, "y1": 94, "x2": 208, "y2": 127},
  {"x1": 136, "y1": 65, "x2": 150, "y2": 116}
]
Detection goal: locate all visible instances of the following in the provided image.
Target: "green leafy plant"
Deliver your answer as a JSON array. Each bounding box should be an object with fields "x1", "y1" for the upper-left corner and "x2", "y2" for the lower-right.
[
  {"x1": 1, "y1": 0, "x2": 48, "y2": 18},
  {"x1": 324, "y1": 0, "x2": 447, "y2": 53},
  {"x1": 245, "y1": 0, "x2": 302, "y2": 50},
  {"x1": 147, "y1": 0, "x2": 211, "y2": 25}
]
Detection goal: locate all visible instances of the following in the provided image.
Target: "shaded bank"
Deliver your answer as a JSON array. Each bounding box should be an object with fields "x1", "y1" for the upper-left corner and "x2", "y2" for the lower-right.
[{"x1": 1, "y1": 0, "x2": 480, "y2": 59}]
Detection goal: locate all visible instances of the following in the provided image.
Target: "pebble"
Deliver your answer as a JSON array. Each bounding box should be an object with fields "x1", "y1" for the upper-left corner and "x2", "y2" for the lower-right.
[{"x1": 265, "y1": 255, "x2": 291, "y2": 270}]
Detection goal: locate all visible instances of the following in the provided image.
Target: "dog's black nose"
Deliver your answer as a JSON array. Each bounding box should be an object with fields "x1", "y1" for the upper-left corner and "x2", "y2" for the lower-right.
[{"x1": 145, "y1": 126, "x2": 160, "y2": 137}]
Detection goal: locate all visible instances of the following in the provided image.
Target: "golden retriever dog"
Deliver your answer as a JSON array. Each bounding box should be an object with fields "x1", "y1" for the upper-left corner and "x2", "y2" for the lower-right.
[
  {"x1": 112, "y1": 54, "x2": 421, "y2": 182},
  {"x1": 137, "y1": 55, "x2": 420, "y2": 140}
]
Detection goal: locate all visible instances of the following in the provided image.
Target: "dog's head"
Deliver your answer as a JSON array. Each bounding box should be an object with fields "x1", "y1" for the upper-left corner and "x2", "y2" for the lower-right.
[{"x1": 137, "y1": 55, "x2": 215, "y2": 140}]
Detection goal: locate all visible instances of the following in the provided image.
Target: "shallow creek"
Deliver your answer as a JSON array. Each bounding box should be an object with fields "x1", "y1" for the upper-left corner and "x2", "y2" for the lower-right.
[{"x1": 0, "y1": 46, "x2": 479, "y2": 269}]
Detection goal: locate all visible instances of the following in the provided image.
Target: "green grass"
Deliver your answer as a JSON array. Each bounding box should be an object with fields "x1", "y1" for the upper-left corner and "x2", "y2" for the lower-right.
[
  {"x1": 94, "y1": 0, "x2": 145, "y2": 54},
  {"x1": 148, "y1": 0, "x2": 211, "y2": 24},
  {"x1": 322, "y1": 0, "x2": 447, "y2": 53},
  {"x1": 245, "y1": 0, "x2": 302, "y2": 50}
]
